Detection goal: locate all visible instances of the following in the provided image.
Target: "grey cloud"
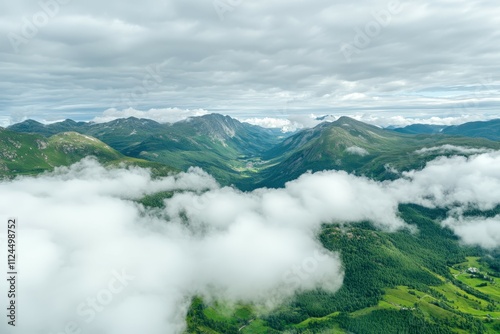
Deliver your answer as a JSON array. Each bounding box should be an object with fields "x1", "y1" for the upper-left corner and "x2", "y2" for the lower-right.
[
  {"x1": 0, "y1": 0, "x2": 499, "y2": 123},
  {"x1": 92, "y1": 107, "x2": 210, "y2": 124}
]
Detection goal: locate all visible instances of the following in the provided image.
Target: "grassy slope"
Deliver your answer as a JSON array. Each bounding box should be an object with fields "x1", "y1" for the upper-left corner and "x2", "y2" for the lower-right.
[
  {"x1": 0, "y1": 129, "x2": 121, "y2": 176},
  {"x1": 0, "y1": 129, "x2": 177, "y2": 178}
]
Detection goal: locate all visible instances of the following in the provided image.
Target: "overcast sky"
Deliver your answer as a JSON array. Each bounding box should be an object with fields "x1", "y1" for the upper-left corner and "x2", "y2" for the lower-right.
[{"x1": 1, "y1": 0, "x2": 499, "y2": 127}]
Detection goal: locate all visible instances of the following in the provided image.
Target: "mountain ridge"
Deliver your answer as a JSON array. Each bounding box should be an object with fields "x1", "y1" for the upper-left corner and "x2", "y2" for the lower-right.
[
  {"x1": 6, "y1": 114, "x2": 500, "y2": 188},
  {"x1": 392, "y1": 118, "x2": 500, "y2": 140}
]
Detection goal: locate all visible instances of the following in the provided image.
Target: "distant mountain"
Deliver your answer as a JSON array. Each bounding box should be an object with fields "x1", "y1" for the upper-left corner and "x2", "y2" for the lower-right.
[
  {"x1": 8, "y1": 117, "x2": 168, "y2": 151},
  {"x1": 121, "y1": 114, "x2": 282, "y2": 185},
  {"x1": 165, "y1": 114, "x2": 282, "y2": 156},
  {"x1": 442, "y1": 119, "x2": 500, "y2": 141},
  {"x1": 8, "y1": 119, "x2": 88, "y2": 137},
  {"x1": 393, "y1": 124, "x2": 445, "y2": 135},
  {"x1": 391, "y1": 119, "x2": 500, "y2": 140}
]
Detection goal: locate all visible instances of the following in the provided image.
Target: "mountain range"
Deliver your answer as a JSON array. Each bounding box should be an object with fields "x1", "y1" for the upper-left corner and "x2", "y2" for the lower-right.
[
  {"x1": 393, "y1": 119, "x2": 500, "y2": 141},
  {"x1": 6, "y1": 115, "x2": 500, "y2": 189}
]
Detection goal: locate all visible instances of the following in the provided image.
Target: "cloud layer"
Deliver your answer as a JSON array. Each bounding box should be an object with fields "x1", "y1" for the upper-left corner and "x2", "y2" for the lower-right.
[
  {"x1": 0, "y1": 159, "x2": 346, "y2": 334},
  {"x1": 1, "y1": 150, "x2": 500, "y2": 333},
  {"x1": 91, "y1": 107, "x2": 210, "y2": 124}
]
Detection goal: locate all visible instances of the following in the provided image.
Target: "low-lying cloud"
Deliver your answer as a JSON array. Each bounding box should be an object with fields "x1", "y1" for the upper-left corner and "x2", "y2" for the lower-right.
[
  {"x1": 1, "y1": 150, "x2": 500, "y2": 333},
  {"x1": 239, "y1": 117, "x2": 303, "y2": 133},
  {"x1": 92, "y1": 107, "x2": 209, "y2": 124},
  {"x1": 442, "y1": 215, "x2": 500, "y2": 249},
  {"x1": 393, "y1": 152, "x2": 500, "y2": 211},
  {"x1": 238, "y1": 113, "x2": 499, "y2": 132},
  {"x1": 415, "y1": 145, "x2": 494, "y2": 155},
  {"x1": 0, "y1": 158, "x2": 347, "y2": 334},
  {"x1": 345, "y1": 146, "x2": 369, "y2": 156}
]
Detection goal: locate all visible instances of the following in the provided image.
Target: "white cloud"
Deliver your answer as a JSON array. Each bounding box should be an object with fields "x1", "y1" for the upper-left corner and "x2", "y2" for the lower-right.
[
  {"x1": 92, "y1": 107, "x2": 209, "y2": 124},
  {"x1": 338, "y1": 114, "x2": 498, "y2": 128},
  {"x1": 442, "y1": 215, "x2": 500, "y2": 249},
  {"x1": 392, "y1": 152, "x2": 500, "y2": 211},
  {"x1": 345, "y1": 146, "x2": 369, "y2": 156},
  {"x1": 240, "y1": 117, "x2": 303, "y2": 132},
  {"x1": 415, "y1": 145, "x2": 494, "y2": 155},
  {"x1": 0, "y1": 158, "x2": 348, "y2": 334}
]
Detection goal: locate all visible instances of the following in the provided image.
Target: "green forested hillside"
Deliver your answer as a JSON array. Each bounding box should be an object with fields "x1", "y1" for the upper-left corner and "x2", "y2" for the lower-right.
[{"x1": 182, "y1": 205, "x2": 500, "y2": 334}]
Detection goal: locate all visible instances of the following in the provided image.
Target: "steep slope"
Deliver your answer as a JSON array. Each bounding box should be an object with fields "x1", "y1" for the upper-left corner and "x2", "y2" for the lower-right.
[
  {"x1": 174, "y1": 114, "x2": 282, "y2": 156},
  {"x1": 258, "y1": 116, "x2": 500, "y2": 188},
  {"x1": 123, "y1": 114, "x2": 282, "y2": 185}
]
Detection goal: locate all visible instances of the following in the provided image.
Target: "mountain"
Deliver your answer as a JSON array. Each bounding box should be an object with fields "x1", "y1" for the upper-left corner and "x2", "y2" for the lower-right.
[
  {"x1": 0, "y1": 129, "x2": 122, "y2": 176},
  {"x1": 121, "y1": 114, "x2": 283, "y2": 186},
  {"x1": 7, "y1": 119, "x2": 88, "y2": 137},
  {"x1": 174, "y1": 114, "x2": 282, "y2": 156},
  {"x1": 442, "y1": 119, "x2": 500, "y2": 141},
  {"x1": 8, "y1": 117, "x2": 168, "y2": 151},
  {"x1": 0, "y1": 128, "x2": 176, "y2": 178},
  {"x1": 258, "y1": 116, "x2": 500, "y2": 188},
  {"x1": 391, "y1": 119, "x2": 500, "y2": 141},
  {"x1": 8, "y1": 114, "x2": 283, "y2": 186}
]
